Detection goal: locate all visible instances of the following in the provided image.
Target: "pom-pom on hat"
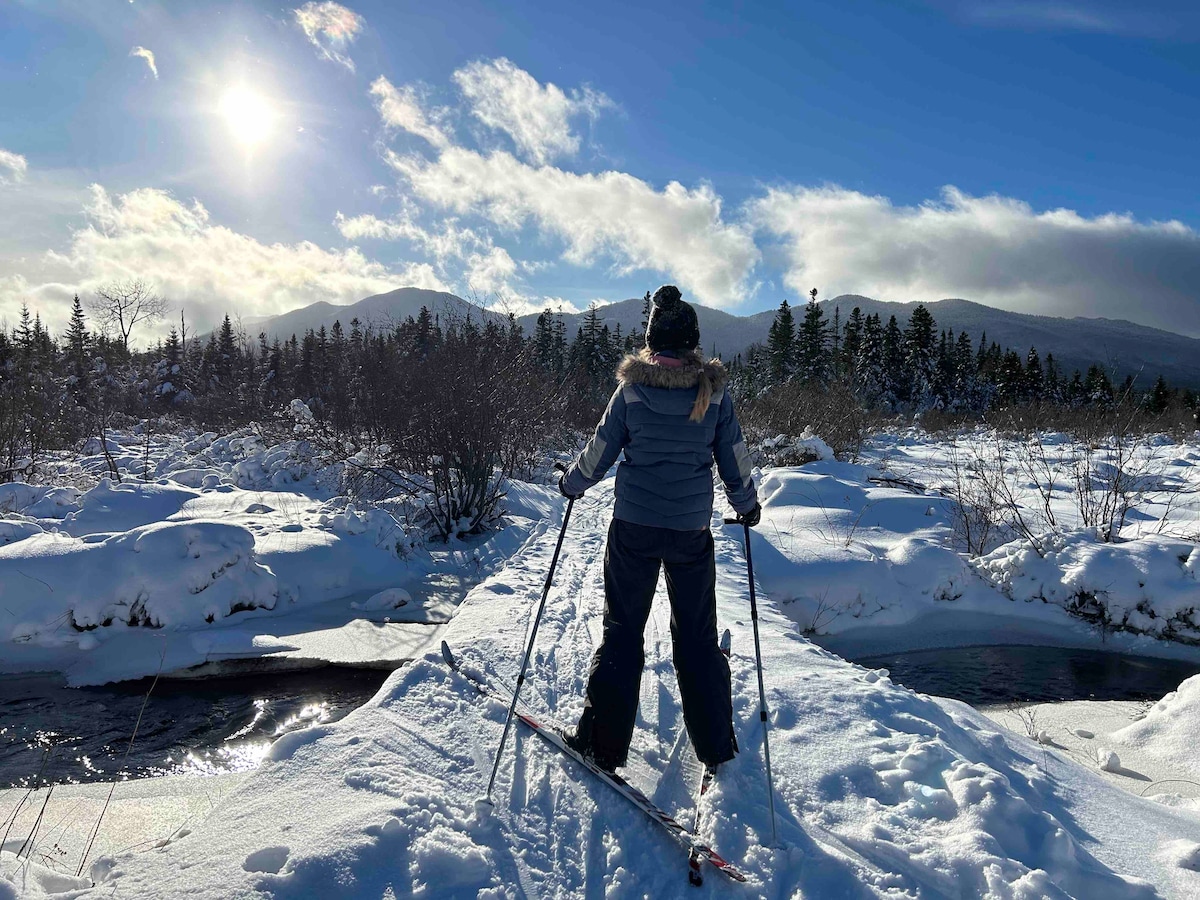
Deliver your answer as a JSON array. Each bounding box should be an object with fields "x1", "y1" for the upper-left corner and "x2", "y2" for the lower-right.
[{"x1": 645, "y1": 285, "x2": 700, "y2": 352}]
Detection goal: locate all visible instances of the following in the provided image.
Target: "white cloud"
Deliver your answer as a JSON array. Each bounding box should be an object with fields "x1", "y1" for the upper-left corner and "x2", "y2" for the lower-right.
[
  {"x1": 452, "y1": 57, "x2": 612, "y2": 165},
  {"x1": 335, "y1": 210, "x2": 524, "y2": 300},
  {"x1": 365, "y1": 62, "x2": 753, "y2": 307},
  {"x1": 0, "y1": 149, "x2": 28, "y2": 185},
  {"x1": 369, "y1": 77, "x2": 451, "y2": 149},
  {"x1": 129, "y1": 45, "x2": 158, "y2": 79},
  {"x1": 749, "y1": 184, "x2": 1200, "y2": 334},
  {"x1": 293, "y1": 1, "x2": 364, "y2": 72},
  {"x1": 0, "y1": 184, "x2": 444, "y2": 336},
  {"x1": 388, "y1": 146, "x2": 759, "y2": 308}
]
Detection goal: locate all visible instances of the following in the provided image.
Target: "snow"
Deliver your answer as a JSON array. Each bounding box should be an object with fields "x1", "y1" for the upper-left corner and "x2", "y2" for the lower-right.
[
  {"x1": 2, "y1": 427, "x2": 1199, "y2": 897},
  {"x1": 977, "y1": 532, "x2": 1200, "y2": 643},
  {"x1": 746, "y1": 431, "x2": 1200, "y2": 659},
  {"x1": 1116, "y1": 674, "x2": 1200, "y2": 776},
  {"x1": 0, "y1": 427, "x2": 553, "y2": 685},
  {"x1": 26, "y1": 477, "x2": 1196, "y2": 899}
]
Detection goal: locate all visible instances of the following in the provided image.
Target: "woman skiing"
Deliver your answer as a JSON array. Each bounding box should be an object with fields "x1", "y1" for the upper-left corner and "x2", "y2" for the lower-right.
[{"x1": 559, "y1": 284, "x2": 761, "y2": 774}]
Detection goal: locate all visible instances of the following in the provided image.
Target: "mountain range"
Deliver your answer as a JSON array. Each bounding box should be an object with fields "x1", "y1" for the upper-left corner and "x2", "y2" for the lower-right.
[{"x1": 247, "y1": 287, "x2": 1200, "y2": 388}]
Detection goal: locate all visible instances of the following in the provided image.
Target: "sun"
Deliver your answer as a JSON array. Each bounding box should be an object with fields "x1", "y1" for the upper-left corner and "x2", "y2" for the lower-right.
[{"x1": 218, "y1": 86, "x2": 275, "y2": 150}]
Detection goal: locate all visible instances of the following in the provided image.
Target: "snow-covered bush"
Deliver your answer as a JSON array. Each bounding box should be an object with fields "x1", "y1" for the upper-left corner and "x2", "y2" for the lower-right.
[
  {"x1": 752, "y1": 429, "x2": 835, "y2": 467},
  {"x1": 976, "y1": 530, "x2": 1200, "y2": 642}
]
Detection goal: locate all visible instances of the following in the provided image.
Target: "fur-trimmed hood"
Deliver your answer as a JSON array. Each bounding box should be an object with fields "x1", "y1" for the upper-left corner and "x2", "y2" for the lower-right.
[{"x1": 616, "y1": 349, "x2": 727, "y2": 422}]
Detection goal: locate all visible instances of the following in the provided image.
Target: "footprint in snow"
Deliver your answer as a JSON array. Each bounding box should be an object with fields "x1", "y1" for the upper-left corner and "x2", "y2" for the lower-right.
[{"x1": 243, "y1": 846, "x2": 290, "y2": 874}]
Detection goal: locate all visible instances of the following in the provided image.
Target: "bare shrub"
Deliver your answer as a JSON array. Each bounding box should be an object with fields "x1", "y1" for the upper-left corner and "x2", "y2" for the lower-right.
[
  {"x1": 742, "y1": 378, "x2": 883, "y2": 461},
  {"x1": 939, "y1": 438, "x2": 1004, "y2": 556},
  {"x1": 359, "y1": 316, "x2": 563, "y2": 540}
]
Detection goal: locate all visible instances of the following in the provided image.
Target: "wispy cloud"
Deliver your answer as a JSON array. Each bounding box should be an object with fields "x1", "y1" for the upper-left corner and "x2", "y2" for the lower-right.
[
  {"x1": 369, "y1": 78, "x2": 451, "y2": 149},
  {"x1": 367, "y1": 62, "x2": 757, "y2": 308},
  {"x1": 452, "y1": 57, "x2": 614, "y2": 165},
  {"x1": 749, "y1": 184, "x2": 1200, "y2": 335},
  {"x1": 947, "y1": 1, "x2": 1199, "y2": 38},
  {"x1": 293, "y1": 1, "x2": 365, "y2": 72},
  {"x1": 0, "y1": 149, "x2": 28, "y2": 185},
  {"x1": 335, "y1": 210, "x2": 524, "y2": 300},
  {"x1": 129, "y1": 45, "x2": 158, "y2": 79}
]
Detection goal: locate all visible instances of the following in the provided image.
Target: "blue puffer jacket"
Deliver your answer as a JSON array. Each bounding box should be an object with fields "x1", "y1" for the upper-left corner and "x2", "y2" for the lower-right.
[{"x1": 562, "y1": 349, "x2": 758, "y2": 531}]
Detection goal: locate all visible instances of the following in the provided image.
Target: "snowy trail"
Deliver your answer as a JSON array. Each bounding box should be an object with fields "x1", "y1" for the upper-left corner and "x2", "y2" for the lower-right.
[{"x1": 43, "y1": 479, "x2": 1200, "y2": 899}]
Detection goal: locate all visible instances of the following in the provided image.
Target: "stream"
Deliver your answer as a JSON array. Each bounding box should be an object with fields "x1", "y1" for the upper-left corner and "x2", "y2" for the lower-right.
[{"x1": 851, "y1": 644, "x2": 1200, "y2": 707}]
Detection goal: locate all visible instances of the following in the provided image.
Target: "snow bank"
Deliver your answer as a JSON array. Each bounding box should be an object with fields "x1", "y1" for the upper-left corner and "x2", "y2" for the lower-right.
[
  {"x1": 752, "y1": 462, "x2": 971, "y2": 633},
  {"x1": 1116, "y1": 674, "x2": 1200, "y2": 775},
  {"x1": 0, "y1": 414, "x2": 568, "y2": 682},
  {"x1": 76, "y1": 479, "x2": 1200, "y2": 899},
  {"x1": 0, "y1": 519, "x2": 278, "y2": 639},
  {"x1": 977, "y1": 532, "x2": 1200, "y2": 643}
]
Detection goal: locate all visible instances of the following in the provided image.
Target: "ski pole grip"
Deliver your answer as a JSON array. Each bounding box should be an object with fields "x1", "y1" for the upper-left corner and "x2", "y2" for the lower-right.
[{"x1": 723, "y1": 517, "x2": 740, "y2": 525}]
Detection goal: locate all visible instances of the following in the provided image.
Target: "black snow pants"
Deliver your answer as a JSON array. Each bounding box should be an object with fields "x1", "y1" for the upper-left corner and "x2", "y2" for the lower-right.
[{"x1": 574, "y1": 518, "x2": 736, "y2": 769}]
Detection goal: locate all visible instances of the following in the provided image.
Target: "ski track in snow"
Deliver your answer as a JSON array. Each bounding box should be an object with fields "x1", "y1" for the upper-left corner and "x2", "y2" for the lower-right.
[{"x1": 16, "y1": 479, "x2": 1200, "y2": 899}]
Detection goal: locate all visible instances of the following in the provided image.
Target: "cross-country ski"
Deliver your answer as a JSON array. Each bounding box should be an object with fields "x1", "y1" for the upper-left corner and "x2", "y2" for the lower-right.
[{"x1": 441, "y1": 640, "x2": 748, "y2": 885}]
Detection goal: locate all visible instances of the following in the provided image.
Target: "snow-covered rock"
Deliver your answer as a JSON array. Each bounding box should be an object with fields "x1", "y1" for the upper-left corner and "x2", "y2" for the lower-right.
[{"x1": 0, "y1": 519, "x2": 278, "y2": 638}]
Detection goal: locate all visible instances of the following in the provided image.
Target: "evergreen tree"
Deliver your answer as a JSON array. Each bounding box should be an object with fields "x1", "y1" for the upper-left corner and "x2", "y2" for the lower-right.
[
  {"x1": 533, "y1": 311, "x2": 556, "y2": 371},
  {"x1": 903, "y1": 305, "x2": 937, "y2": 410},
  {"x1": 997, "y1": 350, "x2": 1025, "y2": 405},
  {"x1": 795, "y1": 298, "x2": 829, "y2": 385},
  {"x1": 1024, "y1": 347, "x2": 1043, "y2": 402},
  {"x1": 882, "y1": 315, "x2": 906, "y2": 407},
  {"x1": 1084, "y1": 365, "x2": 1114, "y2": 406},
  {"x1": 1044, "y1": 353, "x2": 1061, "y2": 403},
  {"x1": 1147, "y1": 374, "x2": 1170, "y2": 415},
  {"x1": 856, "y1": 314, "x2": 886, "y2": 407},
  {"x1": 765, "y1": 299, "x2": 795, "y2": 383},
  {"x1": 216, "y1": 315, "x2": 237, "y2": 389},
  {"x1": 841, "y1": 307, "x2": 864, "y2": 385},
  {"x1": 953, "y1": 329, "x2": 977, "y2": 410},
  {"x1": 830, "y1": 305, "x2": 842, "y2": 379},
  {"x1": 65, "y1": 295, "x2": 90, "y2": 375}
]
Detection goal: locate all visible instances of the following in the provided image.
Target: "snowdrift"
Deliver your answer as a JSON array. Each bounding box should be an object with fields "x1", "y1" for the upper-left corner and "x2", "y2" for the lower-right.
[
  {"x1": 67, "y1": 481, "x2": 1200, "y2": 899},
  {"x1": 978, "y1": 533, "x2": 1200, "y2": 644},
  {"x1": 1116, "y1": 674, "x2": 1200, "y2": 776},
  {"x1": 0, "y1": 429, "x2": 551, "y2": 685},
  {"x1": 2, "y1": 518, "x2": 278, "y2": 637}
]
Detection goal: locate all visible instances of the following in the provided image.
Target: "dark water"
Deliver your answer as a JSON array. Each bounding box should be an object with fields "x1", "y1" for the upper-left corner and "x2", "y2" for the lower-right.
[
  {"x1": 0, "y1": 667, "x2": 390, "y2": 788},
  {"x1": 853, "y1": 645, "x2": 1200, "y2": 707}
]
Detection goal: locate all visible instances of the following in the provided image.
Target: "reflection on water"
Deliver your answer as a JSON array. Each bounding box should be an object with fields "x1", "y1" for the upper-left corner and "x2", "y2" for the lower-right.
[
  {"x1": 852, "y1": 645, "x2": 1200, "y2": 707},
  {"x1": 0, "y1": 667, "x2": 390, "y2": 788}
]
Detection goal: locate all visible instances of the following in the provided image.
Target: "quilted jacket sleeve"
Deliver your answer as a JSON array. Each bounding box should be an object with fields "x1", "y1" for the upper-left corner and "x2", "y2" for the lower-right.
[
  {"x1": 712, "y1": 392, "x2": 758, "y2": 514},
  {"x1": 561, "y1": 387, "x2": 630, "y2": 497}
]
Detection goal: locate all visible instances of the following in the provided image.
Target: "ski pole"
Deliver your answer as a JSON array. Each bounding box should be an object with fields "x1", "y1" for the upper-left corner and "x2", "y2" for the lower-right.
[
  {"x1": 479, "y1": 472, "x2": 575, "y2": 816},
  {"x1": 725, "y1": 516, "x2": 778, "y2": 847}
]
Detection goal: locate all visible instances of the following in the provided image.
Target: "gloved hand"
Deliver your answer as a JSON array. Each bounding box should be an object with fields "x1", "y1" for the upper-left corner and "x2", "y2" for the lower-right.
[
  {"x1": 739, "y1": 502, "x2": 761, "y2": 528},
  {"x1": 558, "y1": 474, "x2": 584, "y2": 500}
]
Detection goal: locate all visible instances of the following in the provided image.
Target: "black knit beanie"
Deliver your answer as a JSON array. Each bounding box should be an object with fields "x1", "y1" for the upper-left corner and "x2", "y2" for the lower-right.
[{"x1": 645, "y1": 285, "x2": 700, "y2": 352}]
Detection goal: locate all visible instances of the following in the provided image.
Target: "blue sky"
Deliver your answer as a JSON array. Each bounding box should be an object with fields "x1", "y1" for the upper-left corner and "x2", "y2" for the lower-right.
[{"x1": 1, "y1": 0, "x2": 1199, "y2": 338}]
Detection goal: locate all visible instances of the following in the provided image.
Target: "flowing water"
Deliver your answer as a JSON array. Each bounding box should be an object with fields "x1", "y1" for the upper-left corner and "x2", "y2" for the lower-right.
[
  {"x1": 852, "y1": 645, "x2": 1200, "y2": 707},
  {"x1": 0, "y1": 667, "x2": 390, "y2": 788}
]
